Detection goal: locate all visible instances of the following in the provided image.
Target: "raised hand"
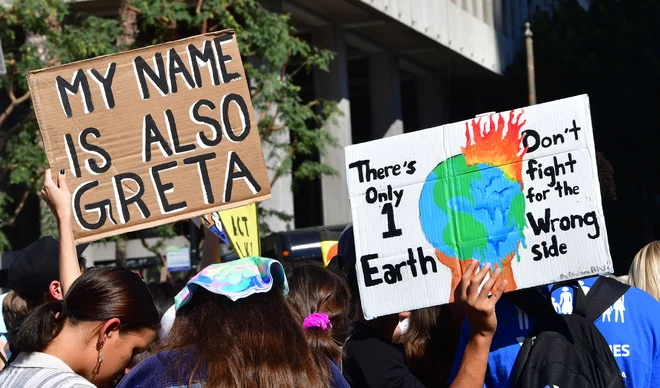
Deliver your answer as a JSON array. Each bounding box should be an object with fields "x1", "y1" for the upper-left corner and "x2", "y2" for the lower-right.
[
  {"x1": 41, "y1": 168, "x2": 72, "y2": 224},
  {"x1": 454, "y1": 260, "x2": 507, "y2": 337}
]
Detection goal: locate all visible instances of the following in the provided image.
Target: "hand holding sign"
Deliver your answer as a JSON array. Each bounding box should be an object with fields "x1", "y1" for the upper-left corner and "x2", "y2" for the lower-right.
[
  {"x1": 454, "y1": 260, "x2": 506, "y2": 337},
  {"x1": 41, "y1": 169, "x2": 72, "y2": 223},
  {"x1": 346, "y1": 95, "x2": 613, "y2": 319},
  {"x1": 28, "y1": 31, "x2": 271, "y2": 243}
]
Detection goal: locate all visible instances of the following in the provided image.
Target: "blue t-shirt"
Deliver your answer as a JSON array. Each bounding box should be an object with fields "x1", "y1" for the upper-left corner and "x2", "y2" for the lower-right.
[
  {"x1": 449, "y1": 276, "x2": 660, "y2": 388},
  {"x1": 119, "y1": 349, "x2": 349, "y2": 388}
]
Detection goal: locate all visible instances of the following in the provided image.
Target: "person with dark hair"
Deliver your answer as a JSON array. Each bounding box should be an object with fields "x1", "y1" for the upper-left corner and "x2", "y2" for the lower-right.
[
  {"x1": 0, "y1": 291, "x2": 29, "y2": 368},
  {"x1": 124, "y1": 282, "x2": 178, "y2": 372},
  {"x1": 286, "y1": 261, "x2": 351, "y2": 384},
  {"x1": 6, "y1": 169, "x2": 89, "y2": 319},
  {"x1": 146, "y1": 282, "x2": 177, "y2": 319},
  {"x1": 119, "y1": 256, "x2": 348, "y2": 388},
  {"x1": 0, "y1": 267, "x2": 159, "y2": 387},
  {"x1": 399, "y1": 305, "x2": 465, "y2": 388},
  {"x1": 7, "y1": 236, "x2": 88, "y2": 312},
  {"x1": 338, "y1": 224, "x2": 506, "y2": 388}
]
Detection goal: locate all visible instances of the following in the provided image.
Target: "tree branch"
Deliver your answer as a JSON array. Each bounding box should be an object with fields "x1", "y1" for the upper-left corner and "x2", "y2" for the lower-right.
[
  {"x1": 0, "y1": 68, "x2": 32, "y2": 128},
  {"x1": 4, "y1": 168, "x2": 45, "y2": 225},
  {"x1": 0, "y1": 113, "x2": 34, "y2": 153},
  {"x1": 140, "y1": 231, "x2": 168, "y2": 281},
  {"x1": 289, "y1": 60, "x2": 309, "y2": 79},
  {"x1": 196, "y1": 0, "x2": 208, "y2": 33},
  {"x1": 5, "y1": 190, "x2": 30, "y2": 227}
]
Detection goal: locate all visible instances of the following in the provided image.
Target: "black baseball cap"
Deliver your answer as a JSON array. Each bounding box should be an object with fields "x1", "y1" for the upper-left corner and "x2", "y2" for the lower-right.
[{"x1": 8, "y1": 236, "x2": 88, "y2": 302}]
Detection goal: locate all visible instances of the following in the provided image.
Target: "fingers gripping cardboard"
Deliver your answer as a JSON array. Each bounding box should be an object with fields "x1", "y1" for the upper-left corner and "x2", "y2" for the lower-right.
[
  {"x1": 345, "y1": 95, "x2": 613, "y2": 319},
  {"x1": 28, "y1": 30, "x2": 271, "y2": 243}
]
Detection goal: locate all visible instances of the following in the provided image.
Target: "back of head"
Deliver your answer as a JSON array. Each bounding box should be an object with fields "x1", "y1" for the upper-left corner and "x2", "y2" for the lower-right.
[
  {"x1": 147, "y1": 282, "x2": 177, "y2": 319},
  {"x1": 8, "y1": 237, "x2": 60, "y2": 308},
  {"x1": 286, "y1": 261, "x2": 350, "y2": 362},
  {"x1": 9, "y1": 267, "x2": 159, "y2": 353},
  {"x1": 628, "y1": 241, "x2": 660, "y2": 301},
  {"x1": 338, "y1": 224, "x2": 360, "y2": 319},
  {"x1": 163, "y1": 286, "x2": 326, "y2": 387},
  {"x1": 2, "y1": 291, "x2": 29, "y2": 331},
  {"x1": 399, "y1": 306, "x2": 459, "y2": 387},
  {"x1": 8, "y1": 237, "x2": 89, "y2": 310}
]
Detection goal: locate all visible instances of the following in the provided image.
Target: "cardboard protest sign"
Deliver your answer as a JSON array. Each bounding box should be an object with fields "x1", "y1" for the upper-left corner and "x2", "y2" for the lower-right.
[
  {"x1": 319, "y1": 229, "x2": 341, "y2": 267},
  {"x1": 219, "y1": 203, "x2": 259, "y2": 258},
  {"x1": 27, "y1": 30, "x2": 270, "y2": 243},
  {"x1": 345, "y1": 95, "x2": 613, "y2": 319},
  {"x1": 200, "y1": 212, "x2": 230, "y2": 244},
  {"x1": 167, "y1": 247, "x2": 191, "y2": 272}
]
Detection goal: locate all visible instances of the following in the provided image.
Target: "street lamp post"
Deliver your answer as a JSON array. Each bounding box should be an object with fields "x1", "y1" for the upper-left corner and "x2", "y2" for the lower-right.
[{"x1": 525, "y1": 22, "x2": 536, "y2": 105}]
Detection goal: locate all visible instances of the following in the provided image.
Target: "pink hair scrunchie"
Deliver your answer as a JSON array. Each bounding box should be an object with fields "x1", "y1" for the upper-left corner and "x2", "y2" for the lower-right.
[{"x1": 303, "y1": 313, "x2": 333, "y2": 332}]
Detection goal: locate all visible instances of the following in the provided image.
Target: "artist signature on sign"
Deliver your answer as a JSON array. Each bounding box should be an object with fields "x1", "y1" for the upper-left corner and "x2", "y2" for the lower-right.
[{"x1": 558, "y1": 265, "x2": 613, "y2": 280}]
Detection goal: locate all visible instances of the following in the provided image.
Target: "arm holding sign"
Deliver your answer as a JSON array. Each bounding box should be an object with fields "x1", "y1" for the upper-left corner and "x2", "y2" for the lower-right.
[
  {"x1": 198, "y1": 227, "x2": 221, "y2": 271},
  {"x1": 41, "y1": 169, "x2": 81, "y2": 295},
  {"x1": 450, "y1": 260, "x2": 506, "y2": 388}
]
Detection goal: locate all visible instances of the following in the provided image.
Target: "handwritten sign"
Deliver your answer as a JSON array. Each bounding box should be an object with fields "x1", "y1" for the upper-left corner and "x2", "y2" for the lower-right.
[
  {"x1": 219, "y1": 203, "x2": 259, "y2": 258},
  {"x1": 345, "y1": 95, "x2": 613, "y2": 319},
  {"x1": 27, "y1": 30, "x2": 270, "y2": 243}
]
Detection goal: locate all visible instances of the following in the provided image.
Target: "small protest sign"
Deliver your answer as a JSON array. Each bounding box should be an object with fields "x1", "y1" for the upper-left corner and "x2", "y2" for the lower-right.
[
  {"x1": 27, "y1": 30, "x2": 270, "y2": 243},
  {"x1": 166, "y1": 247, "x2": 191, "y2": 272},
  {"x1": 345, "y1": 95, "x2": 613, "y2": 319},
  {"x1": 219, "y1": 203, "x2": 259, "y2": 258},
  {"x1": 319, "y1": 229, "x2": 341, "y2": 267},
  {"x1": 200, "y1": 212, "x2": 229, "y2": 244}
]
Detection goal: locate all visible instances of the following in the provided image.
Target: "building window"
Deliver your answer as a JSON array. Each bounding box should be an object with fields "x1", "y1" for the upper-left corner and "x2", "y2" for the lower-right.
[
  {"x1": 494, "y1": 0, "x2": 503, "y2": 32},
  {"x1": 483, "y1": 0, "x2": 492, "y2": 25}
]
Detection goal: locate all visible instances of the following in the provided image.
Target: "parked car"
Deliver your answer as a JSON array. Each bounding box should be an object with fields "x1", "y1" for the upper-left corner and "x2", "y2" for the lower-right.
[{"x1": 261, "y1": 224, "x2": 347, "y2": 264}]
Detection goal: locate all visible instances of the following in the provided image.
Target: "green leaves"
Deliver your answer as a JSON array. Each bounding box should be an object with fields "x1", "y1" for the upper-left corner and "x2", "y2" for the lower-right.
[
  {"x1": 131, "y1": 0, "x2": 340, "y2": 222},
  {"x1": 51, "y1": 16, "x2": 123, "y2": 63},
  {"x1": 0, "y1": 0, "x2": 123, "y2": 249},
  {"x1": 0, "y1": 0, "x2": 340, "y2": 251}
]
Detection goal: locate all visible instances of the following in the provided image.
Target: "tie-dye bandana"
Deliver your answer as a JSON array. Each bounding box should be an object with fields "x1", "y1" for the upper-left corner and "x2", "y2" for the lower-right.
[{"x1": 174, "y1": 257, "x2": 288, "y2": 311}]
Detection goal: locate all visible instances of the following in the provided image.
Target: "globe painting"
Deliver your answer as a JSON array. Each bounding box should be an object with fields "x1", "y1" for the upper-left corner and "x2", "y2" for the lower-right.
[{"x1": 419, "y1": 110, "x2": 528, "y2": 300}]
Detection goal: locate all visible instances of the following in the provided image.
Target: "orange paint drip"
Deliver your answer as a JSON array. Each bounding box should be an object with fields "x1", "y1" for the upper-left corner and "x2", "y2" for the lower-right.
[{"x1": 461, "y1": 110, "x2": 528, "y2": 183}]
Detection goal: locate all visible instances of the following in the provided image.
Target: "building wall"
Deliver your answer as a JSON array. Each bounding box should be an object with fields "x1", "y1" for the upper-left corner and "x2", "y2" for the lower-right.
[{"x1": 259, "y1": 0, "x2": 552, "y2": 232}]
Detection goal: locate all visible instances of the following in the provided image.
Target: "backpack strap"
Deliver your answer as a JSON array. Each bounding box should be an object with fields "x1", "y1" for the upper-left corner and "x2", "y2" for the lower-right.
[
  {"x1": 584, "y1": 277, "x2": 630, "y2": 322},
  {"x1": 507, "y1": 287, "x2": 557, "y2": 322},
  {"x1": 551, "y1": 281, "x2": 588, "y2": 318}
]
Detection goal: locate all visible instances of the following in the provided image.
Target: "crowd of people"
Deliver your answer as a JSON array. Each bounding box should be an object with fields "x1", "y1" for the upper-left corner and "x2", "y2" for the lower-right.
[{"x1": 0, "y1": 169, "x2": 660, "y2": 387}]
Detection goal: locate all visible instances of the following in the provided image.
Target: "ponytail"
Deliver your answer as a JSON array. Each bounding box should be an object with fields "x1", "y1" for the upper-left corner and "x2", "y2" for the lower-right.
[
  {"x1": 7, "y1": 267, "x2": 159, "y2": 355},
  {"x1": 286, "y1": 262, "x2": 351, "y2": 364},
  {"x1": 8, "y1": 300, "x2": 67, "y2": 353},
  {"x1": 304, "y1": 324, "x2": 342, "y2": 361}
]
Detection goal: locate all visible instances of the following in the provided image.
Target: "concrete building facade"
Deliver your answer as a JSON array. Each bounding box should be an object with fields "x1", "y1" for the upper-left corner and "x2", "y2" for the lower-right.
[{"x1": 262, "y1": 0, "x2": 553, "y2": 231}]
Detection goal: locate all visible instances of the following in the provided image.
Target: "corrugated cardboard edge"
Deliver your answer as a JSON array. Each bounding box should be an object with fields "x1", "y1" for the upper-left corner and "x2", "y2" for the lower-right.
[
  {"x1": 26, "y1": 29, "x2": 238, "y2": 180},
  {"x1": 74, "y1": 193, "x2": 271, "y2": 244},
  {"x1": 25, "y1": 29, "x2": 271, "y2": 245}
]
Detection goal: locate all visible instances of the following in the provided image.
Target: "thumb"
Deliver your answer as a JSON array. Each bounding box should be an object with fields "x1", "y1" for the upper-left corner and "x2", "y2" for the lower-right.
[
  {"x1": 44, "y1": 168, "x2": 53, "y2": 187},
  {"x1": 58, "y1": 169, "x2": 68, "y2": 190}
]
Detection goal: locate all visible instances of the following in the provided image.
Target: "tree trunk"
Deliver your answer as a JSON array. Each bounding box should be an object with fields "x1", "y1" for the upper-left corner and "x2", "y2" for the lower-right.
[{"x1": 117, "y1": 0, "x2": 139, "y2": 51}]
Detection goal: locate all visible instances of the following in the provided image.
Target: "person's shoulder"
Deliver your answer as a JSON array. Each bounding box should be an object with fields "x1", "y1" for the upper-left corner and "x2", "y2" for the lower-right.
[
  {"x1": 345, "y1": 325, "x2": 393, "y2": 352},
  {"x1": 623, "y1": 286, "x2": 660, "y2": 316},
  {"x1": 60, "y1": 372, "x2": 96, "y2": 387},
  {"x1": 118, "y1": 353, "x2": 169, "y2": 388},
  {"x1": 328, "y1": 359, "x2": 350, "y2": 388},
  {"x1": 0, "y1": 366, "x2": 95, "y2": 388}
]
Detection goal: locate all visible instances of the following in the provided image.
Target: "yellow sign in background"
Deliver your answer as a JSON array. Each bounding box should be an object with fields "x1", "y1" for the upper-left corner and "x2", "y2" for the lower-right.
[{"x1": 219, "y1": 203, "x2": 260, "y2": 258}]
